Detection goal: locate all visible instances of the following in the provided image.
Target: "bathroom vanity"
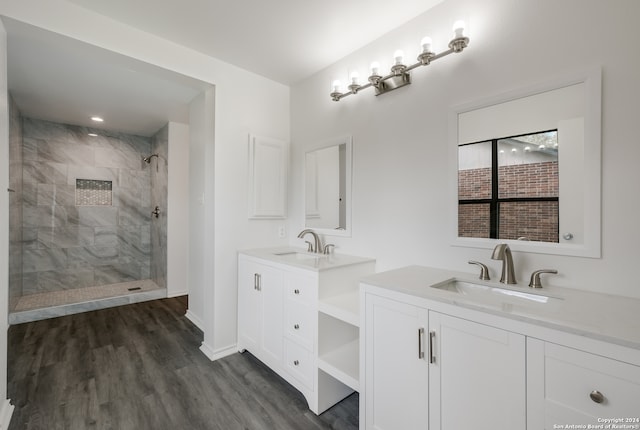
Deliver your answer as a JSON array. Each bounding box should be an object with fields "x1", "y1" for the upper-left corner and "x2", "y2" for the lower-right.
[
  {"x1": 360, "y1": 266, "x2": 640, "y2": 430},
  {"x1": 237, "y1": 248, "x2": 375, "y2": 414}
]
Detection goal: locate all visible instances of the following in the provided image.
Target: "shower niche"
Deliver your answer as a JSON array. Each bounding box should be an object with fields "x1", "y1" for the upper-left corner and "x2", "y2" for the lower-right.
[{"x1": 75, "y1": 179, "x2": 113, "y2": 206}]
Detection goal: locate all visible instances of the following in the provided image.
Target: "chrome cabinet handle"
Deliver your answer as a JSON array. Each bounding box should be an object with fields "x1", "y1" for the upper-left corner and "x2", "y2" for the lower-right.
[
  {"x1": 590, "y1": 390, "x2": 604, "y2": 404},
  {"x1": 418, "y1": 328, "x2": 425, "y2": 359},
  {"x1": 294, "y1": 360, "x2": 299, "y2": 366},
  {"x1": 294, "y1": 324, "x2": 300, "y2": 330},
  {"x1": 429, "y1": 331, "x2": 436, "y2": 364},
  {"x1": 254, "y1": 273, "x2": 261, "y2": 291},
  {"x1": 294, "y1": 289, "x2": 300, "y2": 295}
]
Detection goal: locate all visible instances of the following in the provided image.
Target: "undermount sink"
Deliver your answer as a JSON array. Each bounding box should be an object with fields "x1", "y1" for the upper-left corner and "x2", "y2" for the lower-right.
[
  {"x1": 273, "y1": 251, "x2": 323, "y2": 261},
  {"x1": 431, "y1": 279, "x2": 563, "y2": 305}
]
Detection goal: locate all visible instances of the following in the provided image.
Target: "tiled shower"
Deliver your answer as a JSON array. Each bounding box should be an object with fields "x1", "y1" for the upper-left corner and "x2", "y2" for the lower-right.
[{"x1": 8, "y1": 95, "x2": 168, "y2": 322}]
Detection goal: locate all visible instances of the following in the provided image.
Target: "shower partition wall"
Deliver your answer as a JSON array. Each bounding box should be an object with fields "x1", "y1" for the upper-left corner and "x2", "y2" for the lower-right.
[
  {"x1": 8, "y1": 112, "x2": 168, "y2": 322},
  {"x1": 8, "y1": 95, "x2": 23, "y2": 312},
  {"x1": 151, "y1": 125, "x2": 168, "y2": 289}
]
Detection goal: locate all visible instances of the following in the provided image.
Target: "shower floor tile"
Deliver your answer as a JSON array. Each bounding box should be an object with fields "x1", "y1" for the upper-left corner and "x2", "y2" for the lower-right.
[{"x1": 10, "y1": 279, "x2": 166, "y2": 324}]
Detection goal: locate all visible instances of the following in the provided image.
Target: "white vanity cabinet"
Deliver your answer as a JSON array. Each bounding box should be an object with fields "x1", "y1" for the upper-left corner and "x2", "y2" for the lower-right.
[
  {"x1": 360, "y1": 266, "x2": 640, "y2": 430},
  {"x1": 362, "y1": 292, "x2": 526, "y2": 430},
  {"x1": 237, "y1": 249, "x2": 375, "y2": 415}
]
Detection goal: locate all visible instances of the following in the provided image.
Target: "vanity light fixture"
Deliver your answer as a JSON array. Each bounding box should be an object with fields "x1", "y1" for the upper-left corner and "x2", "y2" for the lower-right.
[{"x1": 330, "y1": 20, "x2": 470, "y2": 101}]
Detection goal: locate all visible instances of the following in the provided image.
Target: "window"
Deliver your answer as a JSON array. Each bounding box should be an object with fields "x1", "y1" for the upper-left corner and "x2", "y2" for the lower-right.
[{"x1": 458, "y1": 130, "x2": 559, "y2": 242}]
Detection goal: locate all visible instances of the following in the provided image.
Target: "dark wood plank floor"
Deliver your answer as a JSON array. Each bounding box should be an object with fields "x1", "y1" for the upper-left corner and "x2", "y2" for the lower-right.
[{"x1": 7, "y1": 296, "x2": 359, "y2": 430}]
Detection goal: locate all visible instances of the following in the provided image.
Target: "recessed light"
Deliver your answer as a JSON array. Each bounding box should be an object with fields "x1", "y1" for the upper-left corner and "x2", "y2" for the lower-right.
[
  {"x1": 88, "y1": 133, "x2": 98, "y2": 137},
  {"x1": 91, "y1": 116, "x2": 104, "y2": 122}
]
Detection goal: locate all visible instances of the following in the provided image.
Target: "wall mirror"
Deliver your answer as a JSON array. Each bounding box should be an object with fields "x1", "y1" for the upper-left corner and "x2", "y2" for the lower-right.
[
  {"x1": 449, "y1": 68, "x2": 601, "y2": 257},
  {"x1": 305, "y1": 136, "x2": 352, "y2": 236}
]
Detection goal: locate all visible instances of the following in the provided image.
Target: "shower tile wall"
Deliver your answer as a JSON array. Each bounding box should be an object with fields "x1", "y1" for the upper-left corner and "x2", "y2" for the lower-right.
[
  {"x1": 150, "y1": 125, "x2": 168, "y2": 289},
  {"x1": 8, "y1": 95, "x2": 24, "y2": 311},
  {"x1": 21, "y1": 118, "x2": 154, "y2": 295}
]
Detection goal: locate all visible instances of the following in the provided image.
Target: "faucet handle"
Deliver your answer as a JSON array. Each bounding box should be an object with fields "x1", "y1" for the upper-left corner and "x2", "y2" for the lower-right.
[
  {"x1": 323, "y1": 244, "x2": 335, "y2": 255},
  {"x1": 468, "y1": 260, "x2": 490, "y2": 281},
  {"x1": 305, "y1": 241, "x2": 313, "y2": 252},
  {"x1": 528, "y1": 269, "x2": 558, "y2": 289}
]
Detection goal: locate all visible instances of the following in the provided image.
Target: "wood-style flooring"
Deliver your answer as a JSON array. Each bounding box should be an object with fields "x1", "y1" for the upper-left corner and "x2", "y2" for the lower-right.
[{"x1": 7, "y1": 296, "x2": 358, "y2": 430}]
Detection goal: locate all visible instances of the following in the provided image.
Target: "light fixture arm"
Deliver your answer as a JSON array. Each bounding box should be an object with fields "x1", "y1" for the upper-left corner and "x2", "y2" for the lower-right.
[{"x1": 330, "y1": 34, "x2": 469, "y2": 102}]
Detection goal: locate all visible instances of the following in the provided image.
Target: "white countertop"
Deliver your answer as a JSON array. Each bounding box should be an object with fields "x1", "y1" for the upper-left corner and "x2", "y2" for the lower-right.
[
  {"x1": 361, "y1": 265, "x2": 640, "y2": 351},
  {"x1": 239, "y1": 247, "x2": 375, "y2": 272}
]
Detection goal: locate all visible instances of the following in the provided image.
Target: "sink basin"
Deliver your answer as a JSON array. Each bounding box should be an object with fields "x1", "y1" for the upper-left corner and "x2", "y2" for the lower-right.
[
  {"x1": 273, "y1": 251, "x2": 323, "y2": 261},
  {"x1": 432, "y1": 279, "x2": 563, "y2": 305}
]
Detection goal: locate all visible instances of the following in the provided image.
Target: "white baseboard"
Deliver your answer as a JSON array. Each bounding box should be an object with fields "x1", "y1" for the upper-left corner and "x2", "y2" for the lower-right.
[
  {"x1": 0, "y1": 399, "x2": 14, "y2": 430},
  {"x1": 167, "y1": 290, "x2": 188, "y2": 298},
  {"x1": 199, "y1": 342, "x2": 237, "y2": 362},
  {"x1": 184, "y1": 310, "x2": 204, "y2": 331}
]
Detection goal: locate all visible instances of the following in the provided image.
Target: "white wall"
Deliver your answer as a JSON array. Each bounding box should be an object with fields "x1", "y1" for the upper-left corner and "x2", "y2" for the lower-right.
[
  {"x1": 0, "y1": 0, "x2": 290, "y2": 359},
  {"x1": 290, "y1": 0, "x2": 640, "y2": 299}
]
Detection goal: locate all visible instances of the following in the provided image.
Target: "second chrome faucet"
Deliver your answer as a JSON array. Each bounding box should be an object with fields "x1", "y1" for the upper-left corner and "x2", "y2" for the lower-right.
[{"x1": 471, "y1": 243, "x2": 557, "y2": 288}]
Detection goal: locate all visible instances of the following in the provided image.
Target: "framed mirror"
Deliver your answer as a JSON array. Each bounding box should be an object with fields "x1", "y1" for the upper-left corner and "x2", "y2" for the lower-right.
[
  {"x1": 449, "y1": 68, "x2": 601, "y2": 257},
  {"x1": 304, "y1": 135, "x2": 352, "y2": 236}
]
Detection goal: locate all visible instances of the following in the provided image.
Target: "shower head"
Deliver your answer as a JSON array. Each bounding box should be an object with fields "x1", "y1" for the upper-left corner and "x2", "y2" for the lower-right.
[{"x1": 143, "y1": 154, "x2": 159, "y2": 164}]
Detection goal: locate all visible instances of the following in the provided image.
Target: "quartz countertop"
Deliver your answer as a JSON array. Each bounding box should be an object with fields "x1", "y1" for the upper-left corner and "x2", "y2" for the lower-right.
[
  {"x1": 239, "y1": 247, "x2": 375, "y2": 272},
  {"x1": 360, "y1": 265, "x2": 640, "y2": 350}
]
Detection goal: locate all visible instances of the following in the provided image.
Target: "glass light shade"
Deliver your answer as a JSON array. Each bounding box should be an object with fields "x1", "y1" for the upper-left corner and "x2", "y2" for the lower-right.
[
  {"x1": 331, "y1": 80, "x2": 341, "y2": 93},
  {"x1": 393, "y1": 50, "x2": 404, "y2": 65},
  {"x1": 421, "y1": 36, "x2": 433, "y2": 53},
  {"x1": 350, "y1": 71, "x2": 359, "y2": 85},
  {"x1": 453, "y1": 20, "x2": 466, "y2": 38},
  {"x1": 370, "y1": 61, "x2": 380, "y2": 76}
]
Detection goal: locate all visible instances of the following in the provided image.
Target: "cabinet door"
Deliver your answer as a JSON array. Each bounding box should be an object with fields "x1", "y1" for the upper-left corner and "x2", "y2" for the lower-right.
[
  {"x1": 364, "y1": 294, "x2": 429, "y2": 430},
  {"x1": 237, "y1": 258, "x2": 284, "y2": 368},
  {"x1": 238, "y1": 258, "x2": 262, "y2": 353},
  {"x1": 428, "y1": 312, "x2": 526, "y2": 430}
]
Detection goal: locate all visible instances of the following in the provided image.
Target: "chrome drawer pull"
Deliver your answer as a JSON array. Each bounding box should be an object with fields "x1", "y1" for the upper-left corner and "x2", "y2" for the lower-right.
[
  {"x1": 294, "y1": 324, "x2": 300, "y2": 330},
  {"x1": 590, "y1": 390, "x2": 604, "y2": 404},
  {"x1": 294, "y1": 289, "x2": 300, "y2": 294},
  {"x1": 294, "y1": 360, "x2": 299, "y2": 366}
]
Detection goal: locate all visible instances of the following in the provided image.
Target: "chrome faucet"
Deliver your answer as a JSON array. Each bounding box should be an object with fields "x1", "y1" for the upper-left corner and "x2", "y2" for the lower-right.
[
  {"x1": 491, "y1": 243, "x2": 517, "y2": 285},
  {"x1": 297, "y1": 229, "x2": 322, "y2": 254}
]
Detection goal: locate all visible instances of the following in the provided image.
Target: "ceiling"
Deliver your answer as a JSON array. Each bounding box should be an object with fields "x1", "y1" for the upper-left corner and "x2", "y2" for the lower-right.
[
  {"x1": 4, "y1": 17, "x2": 212, "y2": 137},
  {"x1": 3, "y1": 0, "x2": 443, "y2": 137},
  {"x1": 67, "y1": 0, "x2": 444, "y2": 85}
]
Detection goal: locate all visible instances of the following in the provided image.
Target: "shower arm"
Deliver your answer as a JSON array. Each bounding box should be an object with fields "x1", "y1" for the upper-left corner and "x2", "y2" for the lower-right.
[{"x1": 143, "y1": 154, "x2": 159, "y2": 163}]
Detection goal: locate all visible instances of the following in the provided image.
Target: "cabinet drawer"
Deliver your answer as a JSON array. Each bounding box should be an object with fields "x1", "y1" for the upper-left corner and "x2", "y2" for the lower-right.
[
  {"x1": 544, "y1": 343, "x2": 640, "y2": 421},
  {"x1": 285, "y1": 301, "x2": 315, "y2": 351},
  {"x1": 285, "y1": 275, "x2": 316, "y2": 307},
  {"x1": 284, "y1": 339, "x2": 314, "y2": 390}
]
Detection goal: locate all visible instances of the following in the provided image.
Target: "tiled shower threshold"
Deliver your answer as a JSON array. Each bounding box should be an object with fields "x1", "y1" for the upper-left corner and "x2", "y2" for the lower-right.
[{"x1": 9, "y1": 279, "x2": 166, "y2": 324}]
